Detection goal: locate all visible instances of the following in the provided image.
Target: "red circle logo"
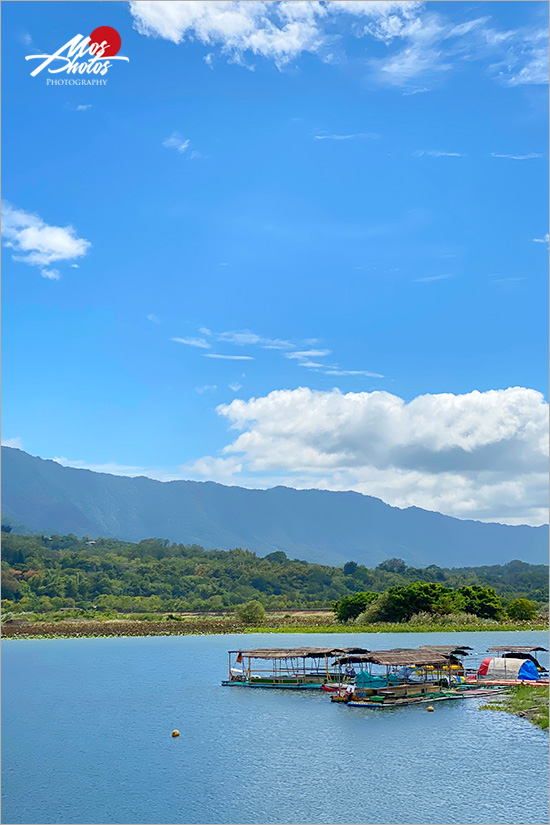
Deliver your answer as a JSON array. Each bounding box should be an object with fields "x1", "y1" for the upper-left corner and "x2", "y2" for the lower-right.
[{"x1": 89, "y1": 26, "x2": 121, "y2": 57}]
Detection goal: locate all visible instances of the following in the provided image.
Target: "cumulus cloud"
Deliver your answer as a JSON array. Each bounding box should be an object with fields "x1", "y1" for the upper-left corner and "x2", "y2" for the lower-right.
[
  {"x1": 533, "y1": 234, "x2": 549, "y2": 244},
  {"x1": 184, "y1": 386, "x2": 549, "y2": 525},
  {"x1": 1, "y1": 201, "x2": 90, "y2": 279}
]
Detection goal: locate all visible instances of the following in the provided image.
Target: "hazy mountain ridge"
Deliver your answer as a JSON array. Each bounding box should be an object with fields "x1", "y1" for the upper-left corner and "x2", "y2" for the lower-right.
[{"x1": 1, "y1": 446, "x2": 547, "y2": 567}]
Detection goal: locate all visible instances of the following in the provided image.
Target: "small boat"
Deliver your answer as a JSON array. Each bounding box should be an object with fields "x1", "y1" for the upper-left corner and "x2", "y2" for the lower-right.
[
  {"x1": 331, "y1": 648, "x2": 472, "y2": 709},
  {"x1": 345, "y1": 690, "x2": 466, "y2": 709},
  {"x1": 465, "y1": 646, "x2": 549, "y2": 686},
  {"x1": 222, "y1": 646, "x2": 369, "y2": 689}
]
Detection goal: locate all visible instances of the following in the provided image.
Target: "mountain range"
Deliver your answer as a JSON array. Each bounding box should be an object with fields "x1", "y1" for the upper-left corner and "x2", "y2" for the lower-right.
[{"x1": 1, "y1": 446, "x2": 547, "y2": 568}]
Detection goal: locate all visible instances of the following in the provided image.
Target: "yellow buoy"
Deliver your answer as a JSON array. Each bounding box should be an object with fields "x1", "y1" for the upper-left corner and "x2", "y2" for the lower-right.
[
  {"x1": 426, "y1": 706, "x2": 434, "y2": 712},
  {"x1": 172, "y1": 730, "x2": 180, "y2": 737}
]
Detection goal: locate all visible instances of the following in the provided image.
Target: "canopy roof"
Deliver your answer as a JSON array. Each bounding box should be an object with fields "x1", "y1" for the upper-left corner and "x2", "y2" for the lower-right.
[
  {"x1": 478, "y1": 657, "x2": 540, "y2": 680},
  {"x1": 418, "y1": 644, "x2": 473, "y2": 655},
  {"x1": 232, "y1": 646, "x2": 370, "y2": 660},
  {"x1": 487, "y1": 646, "x2": 547, "y2": 653},
  {"x1": 334, "y1": 648, "x2": 451, "y2": 667}
]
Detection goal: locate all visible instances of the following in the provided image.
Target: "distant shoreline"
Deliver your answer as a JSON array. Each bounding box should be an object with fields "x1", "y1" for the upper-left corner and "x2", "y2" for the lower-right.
[{"x1": 3, "y1": 618, "x2": 547, "y2": 640}]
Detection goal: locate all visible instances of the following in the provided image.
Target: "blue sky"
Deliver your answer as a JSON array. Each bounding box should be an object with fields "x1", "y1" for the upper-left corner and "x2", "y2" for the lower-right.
[{"x1": 2, "y1": 1, "x2": 548, "y2": 525}]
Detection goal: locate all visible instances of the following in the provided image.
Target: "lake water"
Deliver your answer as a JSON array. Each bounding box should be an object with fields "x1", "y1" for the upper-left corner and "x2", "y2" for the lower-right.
[{"x1": 2, "y1": 630, "x2": 548, "y2": 825}]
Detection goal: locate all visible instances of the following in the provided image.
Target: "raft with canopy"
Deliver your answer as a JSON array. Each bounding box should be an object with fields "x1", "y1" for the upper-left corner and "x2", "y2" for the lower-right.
[{"x1": 477, "y1": 657, "x2": 540, "y2": 681}]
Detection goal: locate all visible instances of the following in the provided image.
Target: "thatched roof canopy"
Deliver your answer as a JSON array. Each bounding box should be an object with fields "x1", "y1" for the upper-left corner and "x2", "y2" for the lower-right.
[
  {"x1": 487, "y1": 646, "x2": 547, "y2": 653},
  {"x1": 335, "y1": 648, "x2": 452, "y2": 667},
  {"x1": 232, "y1": 646, "x2": 370, "y2": 660},
  {"x1": 418, "y1": 644, "x2": 473, "y2": 656}
]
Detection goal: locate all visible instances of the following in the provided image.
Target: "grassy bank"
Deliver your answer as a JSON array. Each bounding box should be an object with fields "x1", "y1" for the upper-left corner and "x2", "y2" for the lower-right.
[
  {"x1": 2, "y1": 613, "x2": 547, "y2": 639},
  {"x1": 480, "y1": 685, "x2": 549, "y2": 730}
]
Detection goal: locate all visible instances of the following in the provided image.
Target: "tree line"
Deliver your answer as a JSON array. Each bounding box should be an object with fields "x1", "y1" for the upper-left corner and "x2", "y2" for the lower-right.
[
  {"x1": 1, "y1": 529, "x2": 548, "y2": 616},
  {"x1": 331, "y1": 582, "x2": 539, "y2": 623}
]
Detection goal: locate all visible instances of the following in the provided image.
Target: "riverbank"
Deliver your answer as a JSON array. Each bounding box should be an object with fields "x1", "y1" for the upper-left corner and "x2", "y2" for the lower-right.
[
  {"x1": 480, "y1": 685, "x2": 549, "y2": 729},
  {"x1": 3, "y1": 614, "x2": 547, "y2": 639}
]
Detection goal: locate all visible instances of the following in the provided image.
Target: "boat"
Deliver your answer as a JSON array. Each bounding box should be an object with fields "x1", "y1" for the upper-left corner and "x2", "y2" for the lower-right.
[
  {"x1": 222, "y1": 646, "x2": 370, "y2": 689},
  {"x1": 465, "y1": 645, "x2": 549, "y2": 686},
  {"x1": 330, "y1": 648, "x2": 473, "y2": 709}
]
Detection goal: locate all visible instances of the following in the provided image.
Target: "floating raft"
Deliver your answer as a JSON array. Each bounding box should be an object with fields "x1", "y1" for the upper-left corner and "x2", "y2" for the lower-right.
[{"x1": 345, "y1": 691, "x2": 465, "y2": 709}]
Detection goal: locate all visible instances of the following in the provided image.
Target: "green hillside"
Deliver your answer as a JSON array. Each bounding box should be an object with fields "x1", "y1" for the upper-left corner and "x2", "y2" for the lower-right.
[{"x1": 2, "y1": 530, "x2": 547, "y2": 616}]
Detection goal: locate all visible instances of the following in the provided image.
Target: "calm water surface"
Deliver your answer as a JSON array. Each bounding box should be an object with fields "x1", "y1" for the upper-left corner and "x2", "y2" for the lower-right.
[{"x1": 2, "y1": 631, "x2": 548, "y2": 825}]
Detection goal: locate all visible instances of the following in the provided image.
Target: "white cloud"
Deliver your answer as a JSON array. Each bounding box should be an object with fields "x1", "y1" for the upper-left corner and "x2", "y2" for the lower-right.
[
  {"x1": 283, "y1": 346, "x2": 382, "y2": 378},
  {"x1": 415, "y1": 273, "x2": 455, "y2": 283},
  {"x1": 323, "y1": 369, "x2": 384, "y2": 377},
  {"x1": 162, "y1": 132, "x2": 190, "y2": 154},
  {"x1": 490, "y1": 277, "x2": 525, "y2": 292},
  {"x1": 229, "y1": 382, "x2": 243, "y2": 392},
  {"x1": 413, "y1": 150, "x2": 464, "y2": 158},
  {"x1": 65, "y1": 103, "x2": 93, "y2": 112},
  {"x1": 313, "y1": 132, "x2": 380, "y2": 141},
  {"x1": 52, "y1": 456, "x2": 150, "y2": 477},
  {"x1": 2, "y1": 437, "x2": 23, "y2": 449},
  {"x1": 297, "y1": 360, "x2": 328, "y2": 369},
  {"x1": 195, "y1": 384, "x2": 217, "y2": 394},
  {"x1": 171, "y1": 336, "x2": 212, "y2": 349},
  {"x1": 492, "y1": 29, "x2": 548, "y2": 87},
  {"x1": 216, "y1": 329, "x2": 293, "y2": 349},
  {"x1": 147, "y1": 313, "x2": 161, "y2": 324},
  {"x1": 183, "y1": 386, "x2": 549, "y2": 525},
  {"x1": 491, "y1": 152, "x2": 543, "y2": 160},
  {"x1": 181, "y1": 455, "x2": 243, "y2": 481},
  {"x1": 402, "y1": 86, "x2": 430, "y2": 95},
  {"x1": 285, "y1": 349, "x2": 332, "y2": 359},
  {"x1": 40, "y1": 268, "x2": 61, "y2": 281},
  {"x1": 204, "y1": 353, "x2": 254, "y2": 360},
  {"x1": 1, "y1": 201, "x2": 91, "y2": 279},
  {"x1": 200, "y1": 328, "x2": 382, "y2": 379},
  {"x1": 129, "y1": 1, "x2": 548, "y2": 92},
  {"x1": 129, "y1": 0, "x2": 326, "y2": 67},
  {"x1": 533, "y1": 234, "x2": 549, "y2": 244}
]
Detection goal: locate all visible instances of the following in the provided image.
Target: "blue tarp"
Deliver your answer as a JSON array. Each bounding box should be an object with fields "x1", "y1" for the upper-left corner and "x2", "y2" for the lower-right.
[{"x1": 518, "y1": 660, "x2": 540, "y2": 680}]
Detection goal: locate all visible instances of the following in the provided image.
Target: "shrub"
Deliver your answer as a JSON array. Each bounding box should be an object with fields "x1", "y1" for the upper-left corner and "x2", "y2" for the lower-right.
[
  {"x1": 332, "y1": 592, "x2": 379, "y2": 622},
  {"x1": 235, "y1": 600, "x2": 266, "y2": 625},
  {"x1": 506, "y1": 598, "x2": 538, "y2": 621}
]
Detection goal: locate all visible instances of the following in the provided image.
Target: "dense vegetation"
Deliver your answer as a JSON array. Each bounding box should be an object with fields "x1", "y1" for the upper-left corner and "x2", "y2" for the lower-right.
[
  {"x1": 1, "y1": 530, "x2": 548, "y2": 620},
  {"x1": 332, "y1": 582, "x2": 507, "y2": 622}
]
